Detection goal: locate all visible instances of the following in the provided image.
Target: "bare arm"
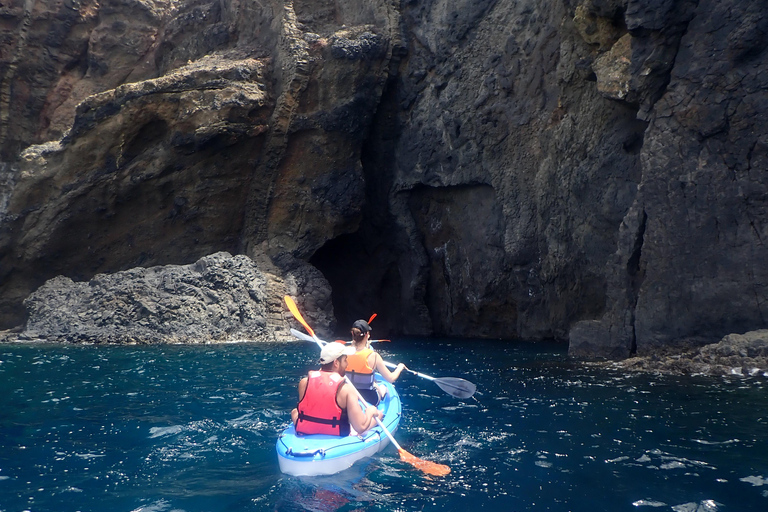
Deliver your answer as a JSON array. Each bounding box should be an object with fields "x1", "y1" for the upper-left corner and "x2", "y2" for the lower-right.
[
  {"x1": 291, "y1": 377, "x2": 308, "y2": 425},
  {"x1": 297, "y1": 377, "x2": 308, "y2": 400},
  {"x1": 340, "y1": 383, "x2": 382, "y2": 433},
  {"x1": 372, "y1": 353, "x2": 407, "y2": 383}
]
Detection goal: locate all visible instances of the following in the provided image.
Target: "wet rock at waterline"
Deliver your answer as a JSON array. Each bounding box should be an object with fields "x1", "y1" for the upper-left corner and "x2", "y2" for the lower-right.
[
  {"x1": 602, "y1": 330, "x2": 768, "y2": 377},
  {"x1": 0, "y1": 252, "x2": 334, "y2": 344}
]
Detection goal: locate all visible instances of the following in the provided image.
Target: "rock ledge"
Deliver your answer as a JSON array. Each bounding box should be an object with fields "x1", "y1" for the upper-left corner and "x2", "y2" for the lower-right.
[{"x1": 597, "y1": 330, "x2": 768, "y2": 378}]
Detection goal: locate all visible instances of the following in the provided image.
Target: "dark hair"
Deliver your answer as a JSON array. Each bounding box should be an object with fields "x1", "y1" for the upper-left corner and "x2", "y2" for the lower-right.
[{"x1": 351, "y1": 327, "x2": 367, "y2": 343}]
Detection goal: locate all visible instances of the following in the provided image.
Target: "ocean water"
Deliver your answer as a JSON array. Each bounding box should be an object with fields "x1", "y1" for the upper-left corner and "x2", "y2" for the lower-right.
[{"x1": 0, "y1": 339, "x2": 766, "y2": 512}]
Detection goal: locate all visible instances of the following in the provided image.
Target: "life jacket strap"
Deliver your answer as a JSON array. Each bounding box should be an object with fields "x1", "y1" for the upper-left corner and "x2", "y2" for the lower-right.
[
  {"x1": 297, "y1": 411, "x2": 340, "y2": 427},
  {"x1": 347, "y1": 370, "x2": 375, "y2": 389}
]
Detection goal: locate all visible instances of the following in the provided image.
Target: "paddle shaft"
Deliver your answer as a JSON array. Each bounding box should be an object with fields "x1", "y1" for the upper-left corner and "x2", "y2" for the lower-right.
[
  {"x1": 290, "y1": 327, "x2": 476, "y2": 398},
  {"x1": 384, "y1": 361, "x2": 435, "y2": 381},
  {"x1": 343, "y1": 376, "x2": 403, "y2": 451}
]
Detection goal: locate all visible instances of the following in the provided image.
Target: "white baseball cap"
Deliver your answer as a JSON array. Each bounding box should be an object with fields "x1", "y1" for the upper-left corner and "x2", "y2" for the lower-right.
[{"x1": 319, "y1": 342, "x2": 355, "y2": 364}]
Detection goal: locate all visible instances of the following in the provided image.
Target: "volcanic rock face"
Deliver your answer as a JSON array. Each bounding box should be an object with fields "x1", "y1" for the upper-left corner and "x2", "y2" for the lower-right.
[
  {"x1": 3, "y1": 251, "x2": 333, "y2": 344},
  {"x1": 1, "y1": 0, "x2": 767, "y2": 355},
  {"x1": 0, "y1": 0, "x2": 398, "y2": 335}
]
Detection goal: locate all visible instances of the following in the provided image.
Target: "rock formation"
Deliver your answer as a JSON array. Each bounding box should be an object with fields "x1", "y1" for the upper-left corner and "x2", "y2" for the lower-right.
[
  {"x1": 1, "y1": 251, "x2": 334, "y2": 343},
  {"x1": 605, "y1": 329, "x2": 768, "y2": 377},
  {"x1": 1, "y1": 0, "x2": 767, "y2": 355}
]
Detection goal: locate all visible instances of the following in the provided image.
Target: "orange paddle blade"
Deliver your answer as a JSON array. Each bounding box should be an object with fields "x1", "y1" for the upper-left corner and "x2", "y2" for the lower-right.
[
  {"x1": 284, "y1": 296, "x2": 316, "y2": 339},
  {"x1": 368, "y1": 313, "x2": 377, "y2": 324},
  {"x1": 397, "y1": 448, "x2": 450, "y2": 476}
]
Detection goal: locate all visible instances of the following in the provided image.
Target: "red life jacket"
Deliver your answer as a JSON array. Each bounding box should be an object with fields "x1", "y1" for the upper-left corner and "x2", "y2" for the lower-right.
[{"x1": 296, "y1": 370, "x2": 350, "y2": 436}]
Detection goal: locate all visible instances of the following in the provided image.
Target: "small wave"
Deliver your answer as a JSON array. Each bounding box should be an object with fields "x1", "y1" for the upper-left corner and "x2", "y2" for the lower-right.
[
  {"x1": 691, "y1": 439, "x2": 740, "y2": 445},
  {"x1": 633, "y1": 499, "x2": 667, "y2": 507},
  {"x1": 130, "y1": 499, "x2": 185, "y2": 512},
  {"x1": 148, "y1": 425, "x2": 184, "y2": 438},
  {"x1": 660, "y1": 461, "x2": 687, "y2": 470},
  {"x1": 74, "y1": 452, "x2": 105, "y2": 459},
  {"x1": 740, "y1": 475, "x2": 768, "y2": 486},
  {"x1": 671, "y1": 500, "x2": 721, "y2": 512}
]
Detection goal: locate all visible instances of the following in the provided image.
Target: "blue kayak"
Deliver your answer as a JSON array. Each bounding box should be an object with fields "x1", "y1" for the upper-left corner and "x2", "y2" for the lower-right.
[{"x1": 276, "y1": 375, "x2": 402, "y2": 476}]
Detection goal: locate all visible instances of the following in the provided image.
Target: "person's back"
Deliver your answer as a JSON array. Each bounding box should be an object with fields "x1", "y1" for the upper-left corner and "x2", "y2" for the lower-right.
[
  {"x1": 290, "y1": 342, "x2": 383, "y2": 437},
  {"x1": 347, "y1": 319, "x2": 407, "y2": 403},
  {"x1": 346, "y1": 344, "x2": 379, "y2": 404},
  {"x1": 295, "y1": 369, "x2": 350, "y2": 436}
]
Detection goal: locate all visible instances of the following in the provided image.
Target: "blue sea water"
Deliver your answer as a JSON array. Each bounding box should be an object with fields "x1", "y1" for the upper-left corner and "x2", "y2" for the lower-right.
[{"x1": 0, "y1": 339, "x2": 766, "y2": 512}]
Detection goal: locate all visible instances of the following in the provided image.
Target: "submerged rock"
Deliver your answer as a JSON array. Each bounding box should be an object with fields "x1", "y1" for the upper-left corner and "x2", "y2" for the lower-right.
[{"x1": 0, "y1": 252, "x2": 334, "y2": 344}]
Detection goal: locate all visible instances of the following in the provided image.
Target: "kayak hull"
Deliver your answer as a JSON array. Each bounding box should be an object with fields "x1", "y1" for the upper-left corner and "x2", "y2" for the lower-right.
[{"x1": 276, "y1": 376, "x2": 401, "y2": 476}]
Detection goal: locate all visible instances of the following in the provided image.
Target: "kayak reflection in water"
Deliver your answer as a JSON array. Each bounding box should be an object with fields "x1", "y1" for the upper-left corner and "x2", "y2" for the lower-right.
[
  {"x1": 345, "y1": 319, "x2": 407, "y2": 406},
  {"x1": 290, "y1": 342, "x2": 383, "y2": 436}
]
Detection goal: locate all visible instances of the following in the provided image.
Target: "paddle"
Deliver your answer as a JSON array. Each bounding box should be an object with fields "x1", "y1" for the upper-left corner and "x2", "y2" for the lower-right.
[
  {"x1": 382, "y1": 362, "x2": 476, "y2": 399},
  {"x1": 290, "y1": 328, "x2": 389, "y2": 345},
  {"x1": 284, "y1": 296, "x2": 450, "y2": 477},
  {"x1": 289, "y1": 328, "x2": 476, "y2": 399},
  {"x1": 344, "y1": 375, "x2": 450, "y2": 477}
]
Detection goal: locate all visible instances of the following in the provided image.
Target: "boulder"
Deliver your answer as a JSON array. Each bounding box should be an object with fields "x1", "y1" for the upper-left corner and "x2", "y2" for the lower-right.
[{"x1": 0, "y1": 252, "x2": 334, "y2": 344}]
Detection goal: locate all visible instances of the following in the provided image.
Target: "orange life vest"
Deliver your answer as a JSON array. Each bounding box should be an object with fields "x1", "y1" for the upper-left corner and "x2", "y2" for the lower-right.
[
  {"x1": 295, "y1": 371, "x2": 350, "y2": 436},
  {"x1": 346, "y1": 347, "x2": 376, "y2": 389}
]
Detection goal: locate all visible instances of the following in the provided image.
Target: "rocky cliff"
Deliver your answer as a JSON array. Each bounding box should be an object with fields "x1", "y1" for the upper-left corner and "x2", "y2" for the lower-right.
[{"x1": 1, "y1": 0, "x2": 766, "y2": 356}]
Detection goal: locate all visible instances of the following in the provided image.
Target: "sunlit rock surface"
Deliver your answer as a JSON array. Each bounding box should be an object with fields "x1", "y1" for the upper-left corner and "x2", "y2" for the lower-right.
[{"x1": 0, "y1": 251, "x2": 335, "y2": 343}]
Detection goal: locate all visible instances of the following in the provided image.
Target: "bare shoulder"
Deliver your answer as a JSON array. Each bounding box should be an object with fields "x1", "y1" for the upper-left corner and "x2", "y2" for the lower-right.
[
  {"x1": 297, "y1": 376, "x2": 308, "y2": 397},
  {"x1": 337, "y1": 380, "x2": 353, "y2": 406}
]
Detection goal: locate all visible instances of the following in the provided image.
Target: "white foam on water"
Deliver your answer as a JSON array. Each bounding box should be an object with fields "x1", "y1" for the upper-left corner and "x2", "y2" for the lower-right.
[
  {"x1": 691, "y1": 438, "x2": 739, "y2": 445},
  {"x1": 148, "y1": 425, "x2": 184, "y2": 438},
  {"x1": 660, "y1": 461, "x2": 687, "y2": 470},
  {"x1": 740, "y1": 475, "x2": 768, "y2": 486},
  {"x1": 672, "y1": 500, "x2": 721, "y2": 512},
  {"x1": 74, "y1": 452, "x2": 105, "y2": 459},
  {"x1": 130, "y1": 499, "x2": 186, "y2": 512},
  {"x1": 632, "y1": 499, "x2": 667, "y2": 507}
]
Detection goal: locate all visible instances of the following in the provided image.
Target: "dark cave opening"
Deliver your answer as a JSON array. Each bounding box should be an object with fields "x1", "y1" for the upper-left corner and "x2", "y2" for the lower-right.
[
  {"x1": 309, "y1": 69, "x2": 405, "y2": 338},
  {"x1": 309, "y1": 231, "x2": 403, "y2": 339}
]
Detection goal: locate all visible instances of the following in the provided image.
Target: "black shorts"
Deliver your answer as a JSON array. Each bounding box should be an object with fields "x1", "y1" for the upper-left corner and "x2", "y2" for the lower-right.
[{"x1": 357, "y1": 387, "x2": 380, "y2": 406}]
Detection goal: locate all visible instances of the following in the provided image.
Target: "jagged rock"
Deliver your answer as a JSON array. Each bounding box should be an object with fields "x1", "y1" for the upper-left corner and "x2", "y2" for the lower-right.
[
  {"x1": 573, "y1": 2, "x2": 624, "y2": 50},
  {"x1": 594, "y1": 34, "x2": 633, "y2": 102},
  {"x1": 606, "y1": 329, "x2": 768, "y2": 377},
  {"x1": 0, "y1": 252, "x2": 334, "y2": 344},
  {"x1": 0, "y1": 0, "x2": 396, "y2": 330}
]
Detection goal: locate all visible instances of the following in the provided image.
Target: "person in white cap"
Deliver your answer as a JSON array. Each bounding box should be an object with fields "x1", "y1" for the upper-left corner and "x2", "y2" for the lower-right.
[{"x1": 290, "y1": 342, "x2": 383, "y2": 436}]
